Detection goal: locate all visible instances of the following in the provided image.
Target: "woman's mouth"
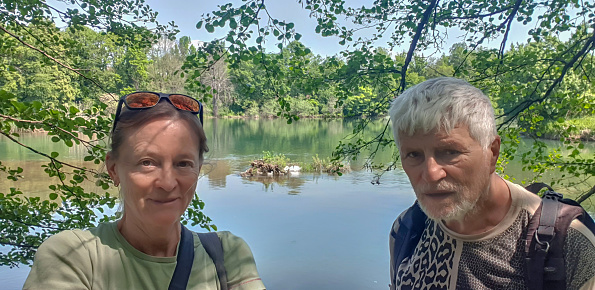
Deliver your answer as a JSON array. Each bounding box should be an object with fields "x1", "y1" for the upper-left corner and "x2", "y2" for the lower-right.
[{"x1": 149, "y1": 198, "x2": 179, "y2": 204}]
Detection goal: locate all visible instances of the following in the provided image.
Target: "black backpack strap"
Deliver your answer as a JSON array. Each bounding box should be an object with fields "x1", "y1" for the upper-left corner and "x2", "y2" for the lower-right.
[
  {"x1": 197, "y1": 232, "x2": 229, "y2": 290},
  {"x1": 169, "y1": 225, "x2": 195, "y2": 290},
  {"x1": 524, "y1": 186, "x2": 594, "y2": 290},
  {"x1": 524, "y1": 182, "x2": 554, "y2": 195},
  {"x1": 389, "y1": 201, "x2": 427, "y2": 290}
]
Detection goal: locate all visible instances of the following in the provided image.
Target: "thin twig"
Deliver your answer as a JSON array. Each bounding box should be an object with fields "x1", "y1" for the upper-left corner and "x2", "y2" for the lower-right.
[
  {"x1": 0, "y1": 131, "x2": 96, "y2": 173},
  {"x1": 0, "y1": 114, "x2": 102, "y2": 150}
]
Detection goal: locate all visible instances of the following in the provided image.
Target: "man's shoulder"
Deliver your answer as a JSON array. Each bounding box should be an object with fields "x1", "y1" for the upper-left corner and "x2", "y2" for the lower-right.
[
  {"x1": 569, "y1": 219, "x2": 595, "y2": 247},
  {"x1": 505, "y1": 179, "x2": 542, "y2": 214},
  {"x1": 565, "y1": 220, "x2": 595, "y2": 289}
]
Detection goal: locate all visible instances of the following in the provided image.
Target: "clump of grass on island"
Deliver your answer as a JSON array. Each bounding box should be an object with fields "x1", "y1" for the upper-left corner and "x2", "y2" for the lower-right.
[
  {"x1": 302, "y1": 154, "x2": 350, "y2": 175},
  {"x1": 240, "y1": 151, "x2": 350, "y2": 177}
]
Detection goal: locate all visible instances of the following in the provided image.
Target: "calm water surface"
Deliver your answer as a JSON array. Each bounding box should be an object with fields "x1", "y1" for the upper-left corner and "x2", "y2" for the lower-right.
[{"x1": 0, "y1": 118, "x2": 593, "y2": 289}]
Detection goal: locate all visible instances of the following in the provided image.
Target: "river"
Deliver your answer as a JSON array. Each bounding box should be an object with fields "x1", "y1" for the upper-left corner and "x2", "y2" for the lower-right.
[{"x1": 0, "y1": 118, "x2": 593, "y2": 289}]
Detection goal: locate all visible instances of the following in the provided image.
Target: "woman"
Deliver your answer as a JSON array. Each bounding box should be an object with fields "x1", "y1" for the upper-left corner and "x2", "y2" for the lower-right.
[{"x1": 24, "y1": 92, "x2": 265, "y2": 290}]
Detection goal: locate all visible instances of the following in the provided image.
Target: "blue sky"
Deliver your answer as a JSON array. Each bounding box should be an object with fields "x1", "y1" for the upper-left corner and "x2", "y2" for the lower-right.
[
  {"x1": 145, "y1": 0, "x2": 374, "y2": 56},
  {"x1": 144, "y1": 0, "x2": 542, "y2": 57},
  {"x1": 45, "y1": 0, "x2": 541, "y2": 56}
]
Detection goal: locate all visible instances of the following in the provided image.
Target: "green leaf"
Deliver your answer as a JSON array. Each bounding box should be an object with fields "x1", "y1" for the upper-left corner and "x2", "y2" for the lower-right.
[
  {"x1": 49, "y1": 193, "x2": 58, "y2": 200},
  {"x1": 196, "y1": 21, "x2": 203, "y2": 29}
]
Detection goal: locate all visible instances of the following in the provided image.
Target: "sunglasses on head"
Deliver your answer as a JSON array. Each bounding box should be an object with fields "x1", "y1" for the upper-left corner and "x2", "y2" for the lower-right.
[{"x1": 112, "y1": 92, "x2": 204, "y2": 133}]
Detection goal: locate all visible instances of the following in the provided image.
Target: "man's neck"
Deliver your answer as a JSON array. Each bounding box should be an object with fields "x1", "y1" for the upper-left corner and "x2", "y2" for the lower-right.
[{"x1": 443, "y1": 175, "x2": 512, "y2": 235}]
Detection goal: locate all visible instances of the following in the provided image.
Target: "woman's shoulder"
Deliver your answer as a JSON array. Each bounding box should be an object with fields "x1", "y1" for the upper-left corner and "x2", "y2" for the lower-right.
[
  {"x1": 23, "y1": 223, "x2": 117, "y2": 289},
  {"x1": 42, "y1": 222, "x2": 114, "y2": 246},
  {"x1": 214, "y1": 231, "x2": 245, "y2": 245},
  {"x1": 198, "y1": 231, "x2": 265, "y2": 290}
]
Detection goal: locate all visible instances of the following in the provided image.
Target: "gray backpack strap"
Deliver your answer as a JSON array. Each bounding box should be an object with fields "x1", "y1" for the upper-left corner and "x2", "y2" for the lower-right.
[
  {"x1": 523, "y1": 183, "x2": 595, "y2": 290},
  {"x1": 197, "y1": 232, "x2": 228, "y2": 290}
]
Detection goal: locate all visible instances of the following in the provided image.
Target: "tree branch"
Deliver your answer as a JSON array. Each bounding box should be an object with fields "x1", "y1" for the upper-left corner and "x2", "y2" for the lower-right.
[
  {"x1": 400, "y1": 0, "x2": 439, "y2": 92},
  {"x1": 0, "y1": 114, "x2": 103, "y2": 150},
  {"x1": 0, "y1": 131, "x2": 96, "y2": 173},
  {"x1": 498, "y1": 0, "x2": 522, "y2": 60},
  {"x1": 577, "y1": 184, "x2": 595, "y2": 204},
  {"x1": 0, "y1": 23, "x2": 117, "y2": 102},
  {"x1": 498, "y1": 27, "x2": 595, "y2": 128}
]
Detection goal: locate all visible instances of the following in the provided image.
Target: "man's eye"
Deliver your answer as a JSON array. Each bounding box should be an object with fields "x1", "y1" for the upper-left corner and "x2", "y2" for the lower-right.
[
  {"x1": 444, "y1": 150, "x2": 460, "y2": 155},
  {"x1": 178, "y1": 161, "x2": 192, "y2": 168},
  {"x1": 141, "y1": 160, "x2": 152, "y2": 166},
  {"x1": 405, "y1": 152, "x2": 420, "y2": 158}
]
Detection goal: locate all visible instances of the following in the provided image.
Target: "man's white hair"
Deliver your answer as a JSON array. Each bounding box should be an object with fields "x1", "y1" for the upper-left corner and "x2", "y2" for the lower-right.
[{"x1": 389, "y1": 77, "x2": 496, "y2": 149}]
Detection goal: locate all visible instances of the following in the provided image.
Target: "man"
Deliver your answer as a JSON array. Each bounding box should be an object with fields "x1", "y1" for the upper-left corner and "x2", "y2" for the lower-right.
[{"x1": 388, "y1": 77, "x2": 595, "y2": 289}]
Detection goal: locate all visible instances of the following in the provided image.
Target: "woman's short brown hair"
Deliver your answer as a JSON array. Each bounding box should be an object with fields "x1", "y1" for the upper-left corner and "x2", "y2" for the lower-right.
[{"x1": 109, "y1": 100, "x2": 209, "y2": 162}]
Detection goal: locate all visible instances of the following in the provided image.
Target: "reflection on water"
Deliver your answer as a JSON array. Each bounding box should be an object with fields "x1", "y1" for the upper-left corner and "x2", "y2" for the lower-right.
[
  {"x1": 241, "y1": 174, "x2": 308, "y2": 195},
  {"x1": 0, "y1": 160, "x2": 110, "y2": 199},
  {"x1": 202, "y1": 160, "x2": 232, "y2": 189}
]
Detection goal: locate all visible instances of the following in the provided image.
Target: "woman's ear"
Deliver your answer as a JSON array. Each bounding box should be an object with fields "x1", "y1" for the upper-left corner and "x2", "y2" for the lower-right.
[{"x1": 105, "y1": 152, "x2": 120, "y2": 186}]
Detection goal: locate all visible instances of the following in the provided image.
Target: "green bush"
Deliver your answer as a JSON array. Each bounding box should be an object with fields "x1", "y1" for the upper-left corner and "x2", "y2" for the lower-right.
[{"x1": 262, "y1": 151, "x2": 290, "y2": 168}]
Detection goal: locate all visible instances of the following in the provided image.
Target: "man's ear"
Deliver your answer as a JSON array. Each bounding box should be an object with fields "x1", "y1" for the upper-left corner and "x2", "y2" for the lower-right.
[
  {"x1": 488, "y1": 135, "x2": 501, "y2": 173},
  {"x1": 105, "y1": 152, "x2": 119, "y2": 186}
]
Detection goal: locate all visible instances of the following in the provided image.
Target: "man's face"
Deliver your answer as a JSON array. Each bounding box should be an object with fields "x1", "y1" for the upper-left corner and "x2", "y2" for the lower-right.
[{"x1": 398, "y1": 125, "x2": 499, "y2": 221}]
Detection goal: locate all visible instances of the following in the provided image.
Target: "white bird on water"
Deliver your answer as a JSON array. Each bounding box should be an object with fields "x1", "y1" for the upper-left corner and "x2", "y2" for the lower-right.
[{"x1": 284, "y1": 165, "x2": 301, "y2": 175}]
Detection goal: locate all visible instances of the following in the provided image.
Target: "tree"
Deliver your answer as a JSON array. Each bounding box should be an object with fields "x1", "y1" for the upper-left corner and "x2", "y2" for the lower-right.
[
  {"x1": 191, "y1": 0, "x2": 595, "y2": 202},
  {"x1": 0, "y1": 0, "x2": 215, "y2": 268}
]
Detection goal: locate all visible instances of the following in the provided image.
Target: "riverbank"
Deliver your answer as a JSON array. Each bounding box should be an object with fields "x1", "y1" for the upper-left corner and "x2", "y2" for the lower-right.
[{"x1": 536, "y1": 116, "x2": 595, "y2": 141}]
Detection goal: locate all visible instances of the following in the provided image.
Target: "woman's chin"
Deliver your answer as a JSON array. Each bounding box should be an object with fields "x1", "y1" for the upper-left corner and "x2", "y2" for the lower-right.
[{"x1": 142, "y1": 212, "x2": 184, "y2": 228}]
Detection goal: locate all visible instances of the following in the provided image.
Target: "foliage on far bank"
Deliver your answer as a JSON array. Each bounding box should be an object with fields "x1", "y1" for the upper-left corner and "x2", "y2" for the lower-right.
[{"x1": 538, "y1": 116, "x2": 595, "y2": 141}]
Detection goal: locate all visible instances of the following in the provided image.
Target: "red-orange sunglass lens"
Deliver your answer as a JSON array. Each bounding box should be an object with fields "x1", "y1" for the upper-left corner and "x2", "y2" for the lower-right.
[
  {"x1": 125, "y1": 93, "x2": 159, "y2": 108},
  {"x1": 170, "y1": 94, "x2": 200, "y2": 112}
]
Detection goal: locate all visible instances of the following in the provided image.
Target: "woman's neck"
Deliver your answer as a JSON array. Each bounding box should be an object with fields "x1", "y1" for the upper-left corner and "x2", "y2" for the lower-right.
[{"x1": 117, "y1": 215, "x2": 181, "y2": 257}]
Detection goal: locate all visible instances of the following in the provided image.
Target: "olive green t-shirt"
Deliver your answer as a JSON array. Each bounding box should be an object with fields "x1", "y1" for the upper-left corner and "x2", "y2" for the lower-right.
[{"x1": 23, "y1": 222, "x2": 265, "y2": 290}]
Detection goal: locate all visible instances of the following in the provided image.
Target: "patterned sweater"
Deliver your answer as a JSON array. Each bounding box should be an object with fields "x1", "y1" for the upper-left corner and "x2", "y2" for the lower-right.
[{"x1": 392, "y1": 180, "x2": 595, "y2": 290}]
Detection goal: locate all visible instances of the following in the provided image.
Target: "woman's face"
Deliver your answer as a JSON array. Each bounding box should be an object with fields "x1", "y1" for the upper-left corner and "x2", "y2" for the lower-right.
[{"x1": 107, "y1": 117, "x2": 202, "y2": 228}]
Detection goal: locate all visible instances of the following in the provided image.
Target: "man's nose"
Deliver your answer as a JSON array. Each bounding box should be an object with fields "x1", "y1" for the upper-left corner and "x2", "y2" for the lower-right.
[
  {"x1": 422, "y1": 156, "x2": 446, "y2": 183},
  {"x1": 156, "y1": 165, "x2": 177, "y2": 191}
]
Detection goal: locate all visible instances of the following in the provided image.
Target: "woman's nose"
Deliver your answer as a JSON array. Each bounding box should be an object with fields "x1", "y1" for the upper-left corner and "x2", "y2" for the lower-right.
[{"x1": 155, "y1": 166, "x2": 177, "y2": 191}]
